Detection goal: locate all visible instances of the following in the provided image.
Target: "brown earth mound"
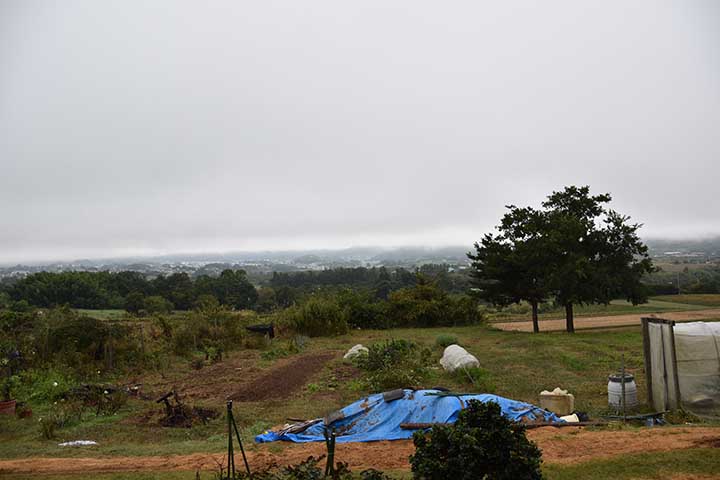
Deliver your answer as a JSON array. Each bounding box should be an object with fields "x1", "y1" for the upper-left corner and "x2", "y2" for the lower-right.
[{"x1": 230, "y1": 352, "x2": 337, "y2": 402}]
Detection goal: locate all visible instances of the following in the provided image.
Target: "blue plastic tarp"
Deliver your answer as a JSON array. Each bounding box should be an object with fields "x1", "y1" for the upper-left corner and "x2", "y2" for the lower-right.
[{"x1": 255, "y1": 389, "x2": 563, "y2": 443}]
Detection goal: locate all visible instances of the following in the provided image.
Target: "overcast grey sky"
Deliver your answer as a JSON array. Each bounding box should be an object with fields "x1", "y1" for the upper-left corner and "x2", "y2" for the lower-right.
[{"x1": 1, "y1": 1, "x2": 719, "y2": 263}]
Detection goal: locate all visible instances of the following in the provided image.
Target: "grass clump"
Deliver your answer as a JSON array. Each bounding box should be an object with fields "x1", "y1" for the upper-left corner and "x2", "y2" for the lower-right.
[
  {"x1": 454, "y1": 366, "x2": 496, "y2": 393},
  {"x1": 435, "y1": 334, "x2": 459, "y2": 348}
]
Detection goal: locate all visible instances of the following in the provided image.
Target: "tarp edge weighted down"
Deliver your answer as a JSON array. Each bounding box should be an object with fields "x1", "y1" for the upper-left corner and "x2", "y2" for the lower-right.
[{"x1": 255, "y1": 389, "x2": 563, "y2": 443}]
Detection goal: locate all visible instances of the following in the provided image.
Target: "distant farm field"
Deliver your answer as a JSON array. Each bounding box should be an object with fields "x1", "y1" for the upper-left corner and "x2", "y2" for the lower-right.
[{"x1": 651, "y1": 294, "x2": 720, "y2": 307}]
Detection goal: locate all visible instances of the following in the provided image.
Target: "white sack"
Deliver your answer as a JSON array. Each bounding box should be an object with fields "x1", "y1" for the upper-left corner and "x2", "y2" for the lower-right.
[{"x1": 439, "y1": 344, "x2": 479, "y2": 372}]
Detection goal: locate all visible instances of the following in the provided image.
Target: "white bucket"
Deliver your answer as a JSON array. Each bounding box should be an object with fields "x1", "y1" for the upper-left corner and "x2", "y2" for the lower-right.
[{"x1": 608, "y1": 373, "x2": 638, "y2": 409}]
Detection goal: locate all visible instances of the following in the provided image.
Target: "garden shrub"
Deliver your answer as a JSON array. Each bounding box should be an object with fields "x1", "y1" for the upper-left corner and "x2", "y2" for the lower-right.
[
  {"x1": 411, "y1": 400, "x2": 543, "y2": 480},
  {"x1": 387, "y1": 278, "x2": 482, "y2": 328},
  {"x1": 355, "y1": 339, "x2": 432, "y2": 391},
  {"x1": 283, "y1": 296, "x2": 349, "y2": 337},
  {"x1": 435, "y1": 334, "x2": 458, "y2": 348}
]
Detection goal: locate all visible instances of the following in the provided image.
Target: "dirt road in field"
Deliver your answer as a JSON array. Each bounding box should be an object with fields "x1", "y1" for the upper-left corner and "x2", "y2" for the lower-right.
[
  {"x1": 1, "y1": 426, "x2": 718, "y2": 476},
  {"x1": 494, "y1": 308, "x2": 720, "y2": 332}
]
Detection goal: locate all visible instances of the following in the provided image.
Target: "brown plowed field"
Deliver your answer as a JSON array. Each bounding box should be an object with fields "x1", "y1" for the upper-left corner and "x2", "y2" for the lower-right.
[
  {"x1": 1, "y1": 426, "x2": 718, "y2": 476},
  {"x1": 143, "y1": 351, "x2": 339, "y2": 404}
]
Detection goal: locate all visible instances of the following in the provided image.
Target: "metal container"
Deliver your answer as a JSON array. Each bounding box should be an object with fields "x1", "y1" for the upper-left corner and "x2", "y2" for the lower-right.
[{"x1": 608, "y1": 373, "x2": 638, "y2": 409}]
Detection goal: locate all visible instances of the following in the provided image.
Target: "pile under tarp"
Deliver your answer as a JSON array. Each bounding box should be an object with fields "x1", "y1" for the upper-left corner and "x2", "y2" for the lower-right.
[{"x1": 255, "y1": 389, "x2": 563, "y2": 443}]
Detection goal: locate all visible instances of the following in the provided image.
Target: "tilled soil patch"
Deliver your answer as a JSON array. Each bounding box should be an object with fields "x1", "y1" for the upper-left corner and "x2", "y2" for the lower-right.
[
  {"x1": 230, "y1": 352, "x2": 337, "y2": 402},
  {"x1": 142, "y1": 350, "x2": 265, "y2": 403}
]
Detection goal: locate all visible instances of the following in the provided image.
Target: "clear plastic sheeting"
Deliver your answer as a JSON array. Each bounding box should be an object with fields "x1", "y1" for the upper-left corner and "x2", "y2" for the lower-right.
[
  {"x1": 647, "y1": 321, "x2": 678, "y2": 410},
  {"x1": 674, "y1": 322, "x2": 720, "y2": 418}
]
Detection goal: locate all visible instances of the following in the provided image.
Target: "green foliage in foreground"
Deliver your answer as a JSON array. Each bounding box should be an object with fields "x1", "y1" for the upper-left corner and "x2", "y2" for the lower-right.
[{"x1": 411, "y1": 400, "x2": 542, "y2": 480}]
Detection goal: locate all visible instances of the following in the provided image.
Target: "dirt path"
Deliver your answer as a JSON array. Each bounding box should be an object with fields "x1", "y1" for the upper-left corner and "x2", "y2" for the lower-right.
[
  {"x1": 1, "y1": 426, "x2": 718, "y2": 476},
  {"x1": 494, "y1": 308, "x2": 720, "y2": 332}
]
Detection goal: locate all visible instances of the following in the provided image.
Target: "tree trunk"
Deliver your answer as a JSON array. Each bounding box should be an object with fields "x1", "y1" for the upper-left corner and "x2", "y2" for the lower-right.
[
  {"x1": 565, "y1": 303, "x2": 575, "y2": 333},
  {"x1": 531, "y1": 301, "x2": 539, "y2": 333}
]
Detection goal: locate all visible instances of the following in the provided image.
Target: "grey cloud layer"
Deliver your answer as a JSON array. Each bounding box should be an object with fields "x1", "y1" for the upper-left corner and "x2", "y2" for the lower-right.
[{"x1": 1, "y1": 1, "x2": 719, "y2": 262}]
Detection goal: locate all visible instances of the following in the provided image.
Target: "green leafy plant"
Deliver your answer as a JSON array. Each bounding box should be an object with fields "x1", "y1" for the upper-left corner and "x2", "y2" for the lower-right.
[
  {"x1": 435, "y1": 334, "x2": 458, "y2": 349},
  {"x1": 1, "y1": 374, "x2": 20, "y2": 401},
  {"x1": 411, "y1": 400, "x2": 543, "y2": 480},
  {"x1": 38, "y1": 400, "x2": 85, "y2": 439},
  {"x1": 355, "y1": 339, "x2": 432, "y2": 391}
]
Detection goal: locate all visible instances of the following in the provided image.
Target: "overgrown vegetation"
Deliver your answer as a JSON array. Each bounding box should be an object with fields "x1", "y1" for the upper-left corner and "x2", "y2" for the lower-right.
[{"x1": 354, "y1": 340, "x2": 432, "y2": 391}]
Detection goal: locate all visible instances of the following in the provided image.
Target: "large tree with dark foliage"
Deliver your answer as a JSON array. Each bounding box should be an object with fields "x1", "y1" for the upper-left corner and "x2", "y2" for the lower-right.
[
  {"x1": 470, "y1": 186, "x2": 654, "y2": 333},
  {"x1": 542, "y1": 186, "x2": 654, "y2": 332},
  {"x1": 468, "y1": 206, "x2": 552, "y2": 333}
]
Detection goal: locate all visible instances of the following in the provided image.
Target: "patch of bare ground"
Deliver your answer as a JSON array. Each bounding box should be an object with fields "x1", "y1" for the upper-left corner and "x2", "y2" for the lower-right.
[
  {"x1": 2, "y1": 426, "x2": 719, "y2": 476},
  {"x1": 138, "y1": 351, "x2": 338, "y2": 405},
  {"x1": 230, "y1": 352, "x2": 337, "y2": 402},
  {"x1": 528, "y1": 426, "x2": 720, "y2": 465},
  {"x1": 495, "y1": 308, "x2": 720, "y2": 332}
]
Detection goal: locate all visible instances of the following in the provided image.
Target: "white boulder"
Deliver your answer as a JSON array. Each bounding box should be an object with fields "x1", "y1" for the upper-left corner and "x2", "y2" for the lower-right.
[
  {"x1": 343, "y1": 344, "x2": 369, "y2": 360},
  {"x1": 439, "y1": 344, "x2": 479, "y2": 372}
]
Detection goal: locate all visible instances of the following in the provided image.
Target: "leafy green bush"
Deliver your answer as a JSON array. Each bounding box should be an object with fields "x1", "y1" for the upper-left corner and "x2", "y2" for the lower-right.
[
  {"x1": 355, "y1": 339, "x2": 432, "y2": 391},
  {"x1": 19, "y1": 368, "x2": 76, "y2": 403},
  {"x1": 337, "y1": 289, "x2": 390, "y2": 329},
  {"x1": 143, "y1": 295, "x2": 174, "y2": 314},
  {"x1": 411, "y1": 400, "x2": 542, "y2": 480},
  {"x1": 435, "y1": 334, "x2": 458, "y2": 348},
  {"x1": 387, "y1": 277, "x2": 482, "y2": 328},
  {"x1": 171, "y1": 309, "x2": 249, "y2": 356},
  {"x1": 283, "y1": 296, "x2": 349, "y2": 337},
  {"x1": 38, "y1": 400, "x2": 85, "y2": 439}
]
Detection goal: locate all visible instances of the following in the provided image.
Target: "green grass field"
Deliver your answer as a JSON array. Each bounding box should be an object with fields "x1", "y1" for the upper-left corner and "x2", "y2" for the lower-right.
[
  {"x1": 0, "y1": 325, "x2": 649, "y2": 460},
  {"x1": 651, "y1": 293, "x2": 720, "y2": 307},
  {"x1": 3, "y1": 307, "x2": 719, "y2": 479}
]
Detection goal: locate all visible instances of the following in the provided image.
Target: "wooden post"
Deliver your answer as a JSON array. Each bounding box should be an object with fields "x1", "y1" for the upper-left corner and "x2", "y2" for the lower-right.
[
  {"x1": 641, "y1": 318, "x2": 654, "y2": 407},
  {"x1": 667, "y1": 320, "x2": 682, "y2": 409}
]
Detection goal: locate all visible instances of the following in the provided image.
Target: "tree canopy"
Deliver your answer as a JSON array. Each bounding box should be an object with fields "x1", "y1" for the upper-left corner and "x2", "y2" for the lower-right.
[{"x1": 470, "y1": 186, "x2": 654, "y2": 332}]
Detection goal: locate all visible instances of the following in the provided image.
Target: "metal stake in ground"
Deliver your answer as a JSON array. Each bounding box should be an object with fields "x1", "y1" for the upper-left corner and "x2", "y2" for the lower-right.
[
  {"x1": 324, "y1": 427, "x2": 337, "y2": 477},
  {"x1": 227, "y1": 401, "x2": 236, "y2": 479},
  {"x1": 226, "y1": 400, "x2": 252, "y2": 478},
  {"x1": 621, "y1": 354, "x2": 627, "y2": 423}
]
